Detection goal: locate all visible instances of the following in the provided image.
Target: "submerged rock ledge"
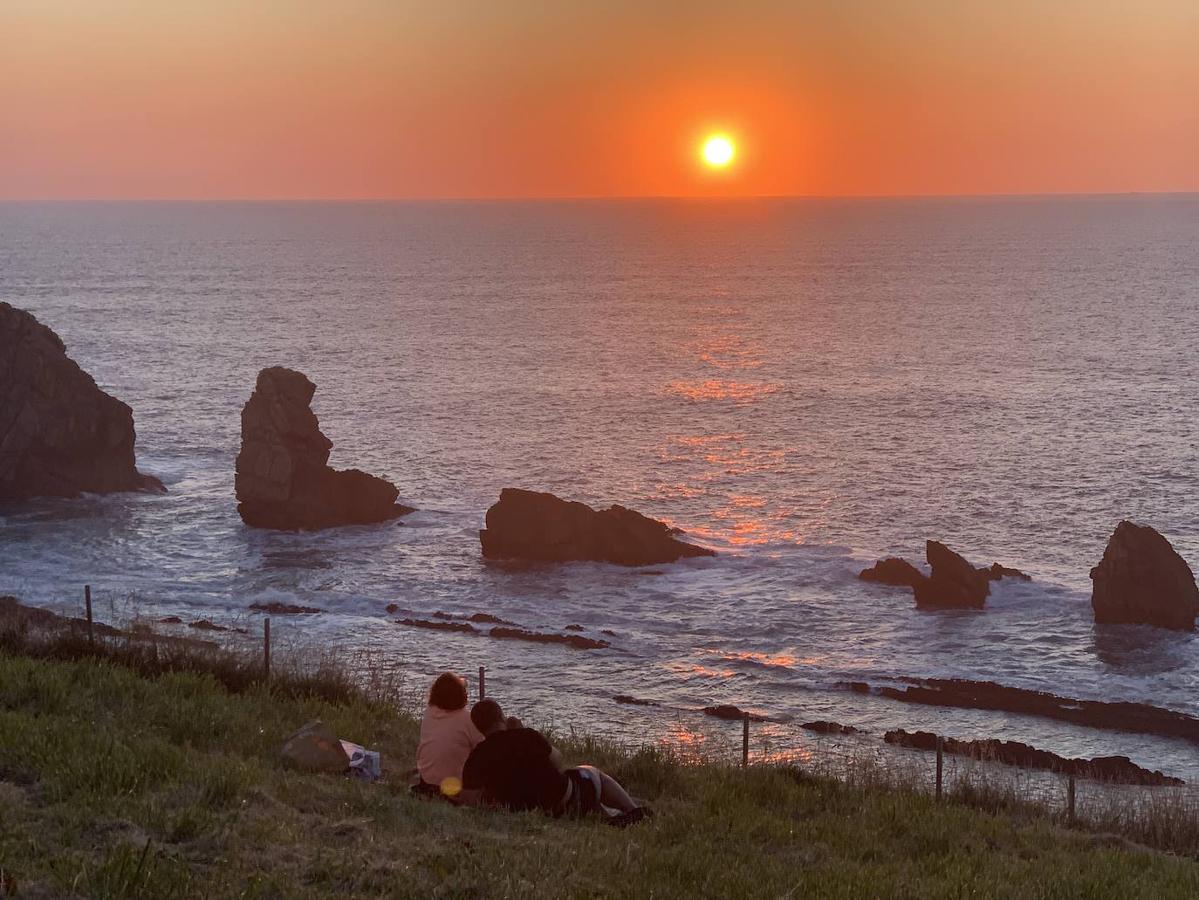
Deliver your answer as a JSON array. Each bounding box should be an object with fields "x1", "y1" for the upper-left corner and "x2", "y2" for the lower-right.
[
  {"x1": 844, "y1": 677, "x2": 1199, "y2": 745},
  {"x1": 885, "y1": 728, "x2": 1182, "y2": 786}
]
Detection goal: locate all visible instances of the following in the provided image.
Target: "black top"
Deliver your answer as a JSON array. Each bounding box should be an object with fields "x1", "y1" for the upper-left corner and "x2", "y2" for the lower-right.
[{"x1": 461, "y1": 727, "x2": 566, "y2": 812}]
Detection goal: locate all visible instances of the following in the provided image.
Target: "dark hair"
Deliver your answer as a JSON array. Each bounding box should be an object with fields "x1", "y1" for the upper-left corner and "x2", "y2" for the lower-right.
[
  {"x1": 470, "y1": 699, "x2": 505, "y2": 734},
  {"x1": 428, "y1": 672, "x2": 468, "y2": 711}
]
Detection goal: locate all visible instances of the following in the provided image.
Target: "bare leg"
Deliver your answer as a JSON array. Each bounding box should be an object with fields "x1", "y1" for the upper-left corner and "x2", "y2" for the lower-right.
[{"x1": 597, "y1": 770, "x2": 638, "y2": 813}]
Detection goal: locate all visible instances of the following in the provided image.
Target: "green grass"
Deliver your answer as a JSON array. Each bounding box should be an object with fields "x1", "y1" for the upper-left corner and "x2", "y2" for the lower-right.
[{"x1": 0, "y1": 651, "x2": 1196, "y2": 898}]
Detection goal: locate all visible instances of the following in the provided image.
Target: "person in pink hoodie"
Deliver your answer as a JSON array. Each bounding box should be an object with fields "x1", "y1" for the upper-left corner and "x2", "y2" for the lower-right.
[{"x1": 416, "y1": 672, "x2": 485, "y2": 797}]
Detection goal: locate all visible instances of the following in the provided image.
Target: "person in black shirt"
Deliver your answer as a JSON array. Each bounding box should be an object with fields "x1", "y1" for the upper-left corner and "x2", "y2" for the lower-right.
[{"x1": 460, "y1": 699, "x2": 648, "y2": 823}]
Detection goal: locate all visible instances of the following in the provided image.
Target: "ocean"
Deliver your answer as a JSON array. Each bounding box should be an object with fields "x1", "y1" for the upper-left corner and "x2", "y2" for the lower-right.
[{"x1": 2, "y1": 196, "x2": 1197, "y2": 779}]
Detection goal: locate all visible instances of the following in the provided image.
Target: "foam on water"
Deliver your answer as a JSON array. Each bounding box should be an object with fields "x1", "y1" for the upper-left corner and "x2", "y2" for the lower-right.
[{"x1": 1, "y1": 197, "x2": 1197, "y2": 779}]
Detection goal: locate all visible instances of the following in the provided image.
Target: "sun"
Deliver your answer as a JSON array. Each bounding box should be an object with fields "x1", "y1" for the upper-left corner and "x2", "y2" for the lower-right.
[{"x1": 701, "y1": 134, "x2": 736, "y2": 168}]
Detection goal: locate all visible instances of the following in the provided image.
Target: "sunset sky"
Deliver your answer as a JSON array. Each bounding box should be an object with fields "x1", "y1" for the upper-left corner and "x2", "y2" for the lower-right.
[{"x1": 2, "y1": 0, "x2": 1197, "y2": 200}]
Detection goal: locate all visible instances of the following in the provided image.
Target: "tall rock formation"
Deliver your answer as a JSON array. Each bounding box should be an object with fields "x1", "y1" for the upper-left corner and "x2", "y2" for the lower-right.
[
  {"x1": 913, "y1": 540, "x2": 992, "y2": 609},
  {"x1": 0, "y1": 302, "x2": 163, "y2": 499},
  {"x1": 479, "y1": 487, "x2": 714, "y2": 567},
  {"x1": 235, "y1": 367, "x2": 412, "y2": 530},
  {"x1": 1090, "y1": 521, "x2": 1198, "y2": 631}
]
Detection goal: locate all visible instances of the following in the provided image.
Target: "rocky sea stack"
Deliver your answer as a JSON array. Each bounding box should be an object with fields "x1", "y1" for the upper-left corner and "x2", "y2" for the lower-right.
[
  {"x1": 235, "y1": 367, "x2": 413, "y2": 530},
  {"x1": 914, "y1": 540, "x2": 992, "y2": 609},
  {"x1": 860, "y1": 542, "x2": 1029, "y2": 609},
  {"x1": 479, "y1": 487, "x2": 714, "y2": 566},
  {"x1": 0, "y1": 302, "x2": 163, "y2": 499},
  {"x1": 1090, "y1": 521, "x2": 1198, "y2": 631}
]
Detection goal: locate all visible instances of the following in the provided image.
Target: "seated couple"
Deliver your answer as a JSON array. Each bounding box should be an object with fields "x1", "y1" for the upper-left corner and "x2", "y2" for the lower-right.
[{"x1": 416, "y1": 672, "x2": 650, "y2": 826}]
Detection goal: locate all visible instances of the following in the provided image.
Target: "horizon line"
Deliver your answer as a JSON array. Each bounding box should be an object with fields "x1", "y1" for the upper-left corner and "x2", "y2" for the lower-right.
[{"x1": 2, "y1": 189, "x2": 1197, "y2": 205}]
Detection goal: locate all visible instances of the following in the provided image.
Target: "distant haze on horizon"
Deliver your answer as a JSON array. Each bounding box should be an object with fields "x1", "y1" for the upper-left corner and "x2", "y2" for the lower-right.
[{"x1": 2, "y1": 0, "x2": 1197, "y2": 201}]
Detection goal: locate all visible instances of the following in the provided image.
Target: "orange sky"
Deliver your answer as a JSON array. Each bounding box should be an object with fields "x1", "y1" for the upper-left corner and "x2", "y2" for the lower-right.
[{"x1": 2, "y1": 1, "x2": 1197, "y2": 199}]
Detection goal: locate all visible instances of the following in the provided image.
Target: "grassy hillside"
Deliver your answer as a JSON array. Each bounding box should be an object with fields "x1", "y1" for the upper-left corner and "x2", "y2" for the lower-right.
[{"x1": 0, "y1": 649, "x2": 1197, "y2": 899}]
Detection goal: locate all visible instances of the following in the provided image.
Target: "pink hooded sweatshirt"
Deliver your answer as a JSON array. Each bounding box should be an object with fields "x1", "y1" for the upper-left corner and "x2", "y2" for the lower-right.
[{"x1": 417, "y1": 705, "x2": 485, "y2": 787}]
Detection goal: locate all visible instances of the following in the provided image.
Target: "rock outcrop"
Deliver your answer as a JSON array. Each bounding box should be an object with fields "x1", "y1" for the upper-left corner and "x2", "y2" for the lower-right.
[
  {"x1": 235, "y1": 367, "x2": 413, "y2": 530},
  {"x1": 0, "y1": 302, "x2": 163, "y2": 499},
  {"x1": 801, "y1": 720, "x2": 859, "y2": 735},
  {"x1": 913, "y1": 541, "x2": 991, "y2": 609},
  {"x1": 703, "y1": 704, "x2": 766, "y2": 723},
  {"x1": 858, "y1": 557, "x2": 925, "y2": 588},
  {"x1": 982, "y1": 563, "x2": 1031, "y2": 582},
  {"x1": 884, "y1": 728, "x2": 1182, "y2": 786},
  {"x1": 861, "y1": 544, "x2": 1028, "y2": 608},
  {"x1": 1090, "y1": 521, "x2": 1198, "y2": 631},
  {"x1": 487, "y1": 626, "x2": 610, "y2": 650},
  {"x1": 479, "y1": 488, "x2": 714, "y2": 566},
  {"x1": 842, "y1": 677, "x2": 1199, "y2": 744}
]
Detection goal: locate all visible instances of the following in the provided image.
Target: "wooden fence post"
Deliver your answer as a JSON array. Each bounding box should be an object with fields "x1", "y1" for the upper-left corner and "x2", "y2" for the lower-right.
[
  {"x1": 263, "y1": 618, "x2": 271, "y2": 681},
  {"x1": 84, "y1": 585, "x2": 94, "y2": 648},
  {"x1": 478, "y1": 666, "x2": 486, "y2": 701},
  {"x1": 1067, "y1": 775, "x2": 1076, "y2": 823},
  {"x1": 935, "y1": 735, "x2": 944, "y2": 800},
  {"x1": 742, "y1": 713, "x2": 750, "y2": 768}
]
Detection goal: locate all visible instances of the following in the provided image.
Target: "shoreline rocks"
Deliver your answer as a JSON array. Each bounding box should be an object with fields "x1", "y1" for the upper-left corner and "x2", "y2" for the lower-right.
[
  {"x1": 393, "y1": 617, "x2": 611, "y2": 650},
  {"x1": 614, "y1": 695, "x2": 658, "y2": 706},
  {"x1": 248, "y1": 602, "x2": 322, "y2": 615},
  {"x1": 396, "y1": 618, "x2": 478, "y2": 634},
  {"x1": 1090, "y1": 521, "x2": 1198, "y2": 631},
  {"x1": 235, "y1": 367, "x2": 414, "y2": 531},
  {"x1": 884, "y1": 728, "x2": 1182, "y2": 786},
  {"x1": 0, "y1": 302, "x2": 164, "y2": 499},
  {"x1": 845, "y1": 677, "x2": 1199, "y2": 745},
  {"x1": 488, "y1": 626, "x2": 610, "y2": 651},
  {"x1": 703, "y1": 704, "x2": 767, "y2": 723},
  {"x1": 479, "y1": 487, "x2": 714, "y2": 567},
  {"x1": 801, "y1": 720, "x2": 860, "y2": 735}
]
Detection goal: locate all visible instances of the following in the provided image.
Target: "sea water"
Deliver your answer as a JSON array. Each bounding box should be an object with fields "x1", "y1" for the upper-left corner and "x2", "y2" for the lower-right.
[{"x1": 1, "y1": 197, "x2": 1196, "y2": 778}]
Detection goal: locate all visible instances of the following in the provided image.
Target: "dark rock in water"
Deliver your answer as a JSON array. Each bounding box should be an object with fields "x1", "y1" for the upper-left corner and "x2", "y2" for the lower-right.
[
  {"x1": 1090, "y1": 521, "x2": 1198, "y2": 631},
  {"x1": 248, "y1": 602, "x2": 322, "y2": 615},
  {"x1": 859, "y1": 557, "x2": 925, "y2": 588},
  {"x1": 472, "y1": 613, "x2": 509, "y2": 625},
  {"x1": 188, "y1": 619, "x2": 228, "y2": 632},
  {"x1": 432, "y1": 611, "x2": 512, "y2": 625},
  {"x1": 385, "y1": 603, "x2": 399, "y2": 614},
  {"x1": 981, "y1": 563, "x2": 1031, "y2": 582},
  {"x1": 397, "y1": 618, "x2": 478, "y2": 634},
  {"x1": 235, "y1": 367, "x2": 414, "y2": 530},
  {"x1": 884, "y1": 728, "x2": 1182, "y2": 786},
  {"x1": 861, "y1": 548, "x2": 1029, "y2": 603},
  {"x1": 703, "y1": 704, "x2": 766, "y2": 723},
  {"x1": 601, "y1": 629, "x2": 617, "y2": 637},
  {"x1": 487, "y1": 626, "x2": 610, "y2": 650},
  {"x1": 0, "y1": 302, "x2": 164, "y2": 499},
  {"x1": 914, "y1": 541, "x2": 990, "y2": 609},
  {"x1": 614, "y1": 695, "x2": 658, "y2": 706},
  {"x1": 479, "y1": 487, "x2": 714, "y2": 567},
  {"x1": 158, "y1": 616, "x2": 183, "y2": 625},
  {"x1": 801, "y1": 720, "x2": 859, "y2": 735},
  {"x1": 843, "y1": 677, "x2": 1199, "y2": 745},
  {"x1": 565, "y1": 624, "x2": 583, "y2": 631}
]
